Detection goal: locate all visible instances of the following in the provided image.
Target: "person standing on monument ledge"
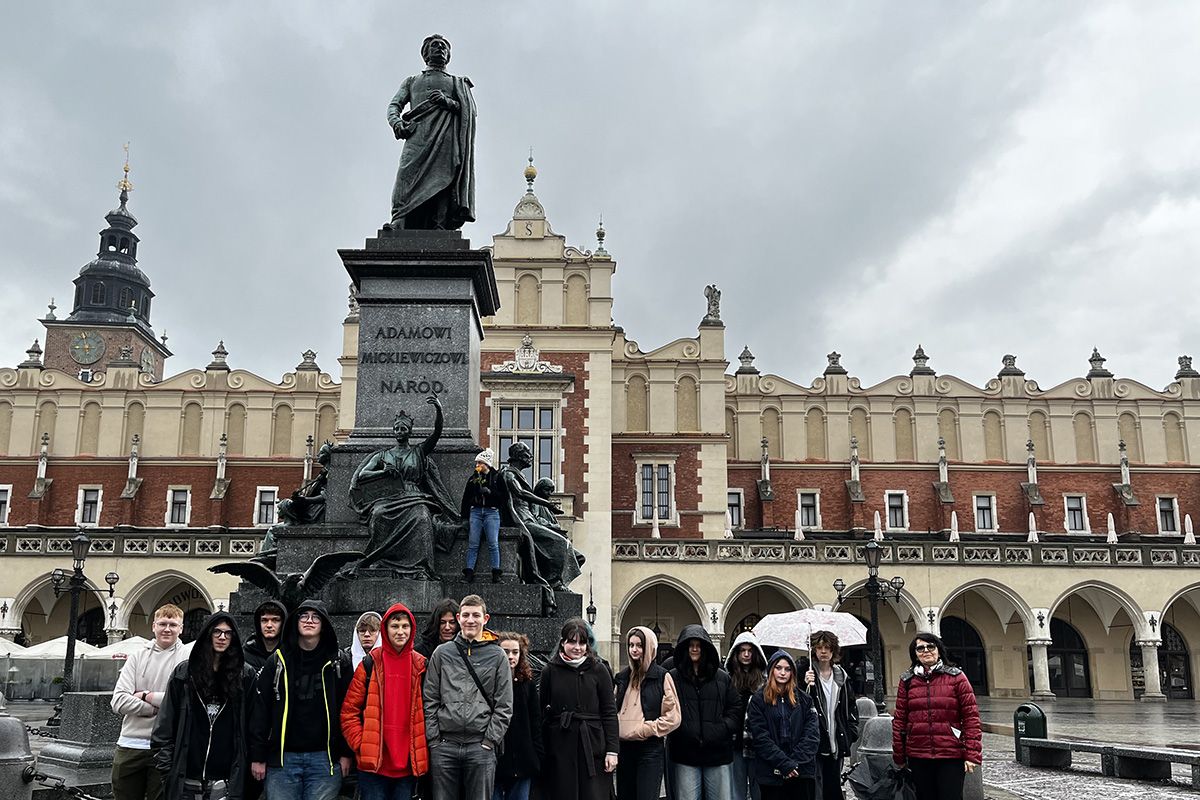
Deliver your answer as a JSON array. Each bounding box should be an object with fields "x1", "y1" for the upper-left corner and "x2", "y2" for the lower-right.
[
  {"x1": 384, "y1": 33, "x2": 476, "y2": 231},
  {"x1": 461, "y1": 447, "x2": 504, "y2": 584},
  {"x1": 243, "y1": 599, "x2": 286, "y2": 675}
]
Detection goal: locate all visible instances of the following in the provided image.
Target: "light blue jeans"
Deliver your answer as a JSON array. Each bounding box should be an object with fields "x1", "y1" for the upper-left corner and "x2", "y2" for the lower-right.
[
  {"x1": 729, "y1": 752, "x2": 761, "y2": 800},
  {"x1": 675, "y1": 763, "x2": 732, "y2": 800},
  {"x1": 467, "y1": 507, "x2": 501, "y2": 570},
  {"x1": 264, "y1": 751, "x2": 342, "y2": 800}
]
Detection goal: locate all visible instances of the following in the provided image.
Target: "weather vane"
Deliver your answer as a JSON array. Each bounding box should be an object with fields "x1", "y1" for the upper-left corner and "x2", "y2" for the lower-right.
[{"x1": 117, "y1": 142, "x2": 133, "y2": 193}]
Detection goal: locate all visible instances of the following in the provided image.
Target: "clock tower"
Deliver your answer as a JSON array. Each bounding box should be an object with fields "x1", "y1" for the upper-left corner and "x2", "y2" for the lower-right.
[{"x1": 41, "y1": 156, "x2": 171, "y2": 380}]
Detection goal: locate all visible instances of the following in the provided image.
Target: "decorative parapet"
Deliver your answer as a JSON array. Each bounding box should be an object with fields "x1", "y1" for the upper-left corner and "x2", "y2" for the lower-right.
[
  {"x1": 611, "y1": 538, "x2": 1200, "y2": 567},
  {"x1": 1, "y1": 530, "x2": 262, "y2": 558}
]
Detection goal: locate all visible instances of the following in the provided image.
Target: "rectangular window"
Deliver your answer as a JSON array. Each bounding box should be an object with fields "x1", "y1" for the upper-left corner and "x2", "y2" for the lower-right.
[
  {"x1": 0, "y1": 486, "x2": 10, "y2": 525},
  {"x1": 168, "y1": 488, "x2": 191, "y2": 526},
  {"x1": 727, "y1": 491, "x2": 743, "y2": 529},
  {"x1": 256, "y1": 488, "x2": 278, "y2": 526},
  {"x1": 886, "y1": 492, "x2": 907, "y2": 530},
  {"x1": 1158, "y1": 496, "x2": 1179, "y2": 533},
  {"x1": 1065, "y1": 495, "x2": 1087, "y2": 532},
  {"x1": 974, "y1": 494, "x2": 995, "y2": 531},
  {"x1": 798, "y1": 491, "x2": 820, "y2": 529},
  {"x1": 635, "y1": 459, "x2": 675, "y2": 523},
  {"x1": 78, "y1": 488, "x2": 101, "y2": 526},
  {"x1": 496, "y1": 403, "x2": 558, "y2": 488}
]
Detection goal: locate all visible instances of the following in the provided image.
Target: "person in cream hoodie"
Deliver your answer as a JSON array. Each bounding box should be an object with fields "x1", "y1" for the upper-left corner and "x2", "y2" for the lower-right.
[{"x1": 110, "y1": 603, "x2": 194, "y2": 800}]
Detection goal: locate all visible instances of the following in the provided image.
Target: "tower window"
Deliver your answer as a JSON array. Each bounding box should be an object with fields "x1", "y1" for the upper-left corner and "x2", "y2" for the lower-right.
[
  {"x1": 90, "y1": 282, "x2": 106, "y2": 305},
  {"x1": 119, "y1": 237, "x2": 130, "y2": 254},
  {"x1": 119, "y1": 288, "x2": 132, "y2": 310},
  {"x1": 106, "y1": 236, "x2": 117, "y2": 252},
  {"x1": 141, "y1": 295, "x2": 150, "y2": 317}
]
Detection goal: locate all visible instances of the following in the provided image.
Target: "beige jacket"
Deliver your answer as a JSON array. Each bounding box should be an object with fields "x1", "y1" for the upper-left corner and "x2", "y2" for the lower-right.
[{"x1": 110, "y1": 638, "x2": 192, "y2": 746}]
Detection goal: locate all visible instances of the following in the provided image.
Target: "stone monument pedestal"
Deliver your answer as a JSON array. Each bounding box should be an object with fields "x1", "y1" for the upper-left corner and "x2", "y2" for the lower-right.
[{"x1": 35, "y1": 692, "x2": 120, "y2": 798}]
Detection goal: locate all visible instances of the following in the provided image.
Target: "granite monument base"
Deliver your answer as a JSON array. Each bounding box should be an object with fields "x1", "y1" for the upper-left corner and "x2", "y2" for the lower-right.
[
  {"x1": 35, "y1": 692, "x2": 119, "y2": 799},
  {"x1": 233, "y1": 526, "x2": 582, "y2": 655}
]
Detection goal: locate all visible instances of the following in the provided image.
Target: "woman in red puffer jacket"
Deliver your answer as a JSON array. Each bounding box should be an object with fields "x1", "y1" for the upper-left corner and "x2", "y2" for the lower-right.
[{"x1": 891, "y1": 633, "x2": 981, "y2": 800}]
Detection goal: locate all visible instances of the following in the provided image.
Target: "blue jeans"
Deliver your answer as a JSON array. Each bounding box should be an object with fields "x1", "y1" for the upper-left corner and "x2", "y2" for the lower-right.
[
  {"x1": 358, "y1": 772, "x2": 414, "y2": 800},
  {"x1": 675, "y1": 764, "x2": 732, "y2": 800},
  {"x1": 729, "y1": 752, "x2": 760, "y2": 800},
  {"x1": 265, "y1": 751, "x2": 342, "y2": 800},
  {"x1": 492, "y1": 776, "x2": 531, "y2": 800},
  {"x1": 467, "y1": 507, "x2": 501, "y2": 570}
]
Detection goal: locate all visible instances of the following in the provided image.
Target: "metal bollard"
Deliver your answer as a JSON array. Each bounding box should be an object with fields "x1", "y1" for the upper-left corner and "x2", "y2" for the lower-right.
[{"x1": 0, "y1": 693, "x2": 35, "y2": 800}]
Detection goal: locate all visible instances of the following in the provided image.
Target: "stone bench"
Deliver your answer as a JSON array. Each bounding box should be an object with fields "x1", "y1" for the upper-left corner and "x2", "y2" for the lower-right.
[
  {"x1": 1109, "y1": 744, "x2": 1200, "y2": 788},
  {"x1": 1019, "y1": 738, "x2": 1113, "y2": 774}
]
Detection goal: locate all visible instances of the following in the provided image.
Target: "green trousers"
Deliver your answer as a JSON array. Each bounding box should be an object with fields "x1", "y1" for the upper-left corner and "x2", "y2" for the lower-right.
[{"x1": 111, "y1": 745, "x2": 163, "y2": 800}]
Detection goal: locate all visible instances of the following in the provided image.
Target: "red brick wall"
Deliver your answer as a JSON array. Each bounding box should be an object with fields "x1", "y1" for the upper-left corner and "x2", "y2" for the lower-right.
[
  {"x1": 0, "y1": 458, "x2": 305, "y2": 528},
  {"x1": 612, "y1": 441, "x2": 703, "y2": 538}
]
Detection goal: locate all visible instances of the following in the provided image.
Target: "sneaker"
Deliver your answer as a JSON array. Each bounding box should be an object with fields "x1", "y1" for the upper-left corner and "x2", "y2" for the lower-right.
[{"x1": 463, "y1": 568, "x2": 475, "y2": 583}]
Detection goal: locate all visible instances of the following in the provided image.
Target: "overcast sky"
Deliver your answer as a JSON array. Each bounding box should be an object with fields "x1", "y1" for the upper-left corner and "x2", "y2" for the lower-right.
[{"x1": 3, "y1": 2, "x2": 1199, "y2": 391}]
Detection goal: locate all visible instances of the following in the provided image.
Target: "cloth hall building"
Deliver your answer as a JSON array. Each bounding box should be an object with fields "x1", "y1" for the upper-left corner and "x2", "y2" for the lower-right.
[{"x1": 2, "y1": 166, "x2": 1200, "y2": 704}]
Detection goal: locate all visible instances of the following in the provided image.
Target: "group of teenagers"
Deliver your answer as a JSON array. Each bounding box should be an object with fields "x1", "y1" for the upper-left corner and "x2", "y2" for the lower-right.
[{"x1": 108, "y1": 595, "x2": 981, "y2": 800}]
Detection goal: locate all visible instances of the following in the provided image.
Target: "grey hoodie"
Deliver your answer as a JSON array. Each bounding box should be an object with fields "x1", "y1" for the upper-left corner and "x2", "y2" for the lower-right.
[{"x1": 423, "y1": 632, "x2": 514, "y2": 749}]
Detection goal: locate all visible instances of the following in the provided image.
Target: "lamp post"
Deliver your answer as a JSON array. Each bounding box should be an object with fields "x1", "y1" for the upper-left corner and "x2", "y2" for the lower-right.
[
  {"x1": 47, "y1": 530, "x2": 118, "y2": 727},
  {"x1": 586, "y1": 573, "x2": 598, "y2": 627},
  {"x1": 834, "y1": 539, "x2": 905, "y2": 713}
]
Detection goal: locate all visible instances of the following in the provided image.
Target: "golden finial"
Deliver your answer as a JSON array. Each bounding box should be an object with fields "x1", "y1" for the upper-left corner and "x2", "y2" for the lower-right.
[
  {"x1": 523, "y1": 147, "x2": 537, "y2": 192},
  {"x1": 117, "y1": 142, "x2": 134, "y2": 194}
]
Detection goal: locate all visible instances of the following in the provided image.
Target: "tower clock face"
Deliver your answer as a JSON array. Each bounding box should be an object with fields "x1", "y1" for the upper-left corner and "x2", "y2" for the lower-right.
[
  {"x1": 140, "y1": 347, "x2": 156, "y2": 374},
  {"x1": 70, "y1": 331, "x2": 106, "y2": 365}
]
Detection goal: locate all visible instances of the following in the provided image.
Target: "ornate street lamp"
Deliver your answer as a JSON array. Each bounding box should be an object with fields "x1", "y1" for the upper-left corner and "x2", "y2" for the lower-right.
[
  {"x1": 586, "y1": 574, "x2": 598, "y2": 626},
  {"x1": 834, "y1": 540, "x2": 905, "y2": 713},
  {"x1": 47, "y1": 530, "x2": 118, "y2": 727}
]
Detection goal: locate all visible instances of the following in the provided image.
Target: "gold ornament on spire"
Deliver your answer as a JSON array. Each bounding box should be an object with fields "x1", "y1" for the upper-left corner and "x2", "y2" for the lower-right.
[
  {"x1": 524, "y1": 147, "x2": 537, "y2": 192},
  {"x1": 117, "y1": 142, "x2": 134, "y2": 193}
]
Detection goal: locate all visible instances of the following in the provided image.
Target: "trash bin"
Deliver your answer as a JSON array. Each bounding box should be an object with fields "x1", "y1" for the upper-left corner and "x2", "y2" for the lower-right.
[{"x1": 1013, "y1": 702, "x2": 1047, "y2": 764}]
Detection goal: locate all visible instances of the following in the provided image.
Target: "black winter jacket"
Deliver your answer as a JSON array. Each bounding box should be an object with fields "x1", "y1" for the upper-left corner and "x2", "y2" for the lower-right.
[
  {"x1": 248, "y1": 600, "x2": 352, "y2": 771},
  {"x1": 151, "y1": 613, "x2": 257, "y2": 800},
  {"x1": 667, "y1": 624, "x2": 744, "y2": 767},
  {"x1": 807, "y1": 664, "x2": 859, "y2": 759},
  {"x1": 497, "y1": 679, "x2": 544, "y2": 780},
  {"x1": 614, "y1": 662, "x2": 669, "y2": 731},
  {"x1": 746, "y1": 688, "x2": 820, "y2": 784}
]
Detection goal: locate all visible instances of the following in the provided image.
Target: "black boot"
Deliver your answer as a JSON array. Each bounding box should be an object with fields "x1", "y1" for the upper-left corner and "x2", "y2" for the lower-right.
[
  {"x1": 463, "y1": 567, "x2": 475, "y2": 583},
  {"x1": 491, "y1": 568, "x2": 503, "y2": 584}
]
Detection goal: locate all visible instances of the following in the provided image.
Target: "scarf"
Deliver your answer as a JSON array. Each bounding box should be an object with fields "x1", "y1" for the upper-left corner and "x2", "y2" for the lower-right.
[
  {"x1": 561, "y1": 650, "x2": 588, "y2": 668},
  {"x1": 379, "y1": 603, "x2": 415, "y2": 775}
]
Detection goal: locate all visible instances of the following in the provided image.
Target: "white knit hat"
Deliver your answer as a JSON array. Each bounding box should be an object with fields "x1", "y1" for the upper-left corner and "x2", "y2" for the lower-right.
[{"x1": 475, "y1": 448, "x2": 495, "y2": 469}]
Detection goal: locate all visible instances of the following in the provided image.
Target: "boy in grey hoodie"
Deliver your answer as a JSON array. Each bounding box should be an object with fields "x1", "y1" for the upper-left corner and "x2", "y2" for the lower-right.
[
  {"x1": 423, "y1": 594, "x2": 513, "y2": 800},
  {"x1": 110, "y1": 603, "x2": 192, "y2": 800}
]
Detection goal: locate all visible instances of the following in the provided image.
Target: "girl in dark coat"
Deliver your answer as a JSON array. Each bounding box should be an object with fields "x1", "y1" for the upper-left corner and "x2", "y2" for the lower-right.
[
  {"x1": 804, "y1": 630, "x2": 859, "y2": 800},
  {"x1": 539, "y1": 618, "x2": 619, "y2": 800},
  {"x1": 415, "y1": 598, "x2": 459, "y2": 659},
  {"x1": 495, "y1": 632, "x2": 543, "y2": 800},
  {"x1": 746, "y1": 651, "x2": 819, "y2": 800},
  {"x1": 151, "y1": 612, "x2": 257, "y2": 800},
  {"x1": 892, "y1": 633, "x2": 982, "y2": 800}
]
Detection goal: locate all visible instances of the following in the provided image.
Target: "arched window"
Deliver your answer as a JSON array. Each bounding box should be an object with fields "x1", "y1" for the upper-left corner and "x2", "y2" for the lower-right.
[
  {"x1": 316, "y1": 405, "x2": 337, "y2": 445},
  {"x1": 1028, "y1": 411, "x2": 1050, "y2": 461},
  {"x1": 90, "y1": 282, "x2": 106, "y2": 305},
  {"x1": 983, "y1": 410, "x2": 1004, "y2": 461},
  {"x1": 937, "y1": 409, "x2": 960, "y2": 460},
  {"x1": 0, "y1": 402, "x2": 12, "y2": 456},
  {"x1": 564, "y1": 274, "x2": 588, "y2": 325},
  {"x1": 106, "y1": 235, "x2": 118, "y2": 252},
  {"x1": 806, "y1": 408, "x2": 827, "y2": 460},
  {"x1": 124, "y1": 403, "x2": 145, "y2": 450},
  {"x1": 119, "y1": 287, "x2": 133, "y2": 311},
  {"x1": 271, "y1": 406, "x2": 294, "y2": 456},
  {"x1": 725, "y1": 408, "x2": 738, "y2": 460},
  {"x1": 181, "y1": 403, "x2": 202, "y2": 456},
  {"x1": 893, "y1": 408, "x2": 914, "y2": 461},
  {"x1": 119, "y1": 237, "x2": 130, "y2": 254},
  {"x1": 516, "y1": 274, "x2": 540, "y2": 325},
  {"x1": 1118, "y1": 412, "x2": 1142, "y2": 462},
  {"x1": 226, "y1": 405, "x2": 247, "y2": 456},
  {"x1": 1164, "y1": 413, "x2": 1186, "y2": 462},
  {"x1": 676, "y1": 376, "x2": 699, "y2": 432},
  {"x1": 1033, "y1": 617, "x2": 1091, "y2": 698},
  {"x1": 626, "y1": 376, "x2": 649, "y2": 432},
  {"x1": 849, "y1": 408, "x2": 871, "y2": 460},
  {"x1": 78, "y1": 403, "x2": 102, "y2": 455},
  {"x1": 1073, "y1": 413, "x2": 1096, "y2": 462}
]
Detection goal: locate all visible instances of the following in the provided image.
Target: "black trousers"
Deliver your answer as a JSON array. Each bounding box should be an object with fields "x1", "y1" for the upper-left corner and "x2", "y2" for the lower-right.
[
  {"x1": 759, "y1": 778, "x2": 816, "y2": 800},
  {"x1": 617, "y1": 739, "x2": 665, "y2": 800},
  {"x1": 816, "y1": 754, "x2": 844, "y2": 800},
  {"x1": 907, "y1": 758, "x2": 964, "y2": 800}
]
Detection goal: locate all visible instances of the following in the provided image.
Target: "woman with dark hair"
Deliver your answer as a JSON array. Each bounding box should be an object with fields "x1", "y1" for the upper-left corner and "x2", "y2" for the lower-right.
[
  {"x1": 415, "y1": 598, "x2": 459, "y2": 658},
  {"x1": 804, "y1": 630, "x2": 858, "y2": 800},
  {"x1": 723, "y1": 632, "x2": 767, "y2": 800},
  {"x1": 151, "y1": 612, "x2": 257, "y2": 800},
  {"x1": 539, "y1": 618, "x2": 619, "y2": 800},
  {"x1": 746, "y1": 651, "x2": 819, "y2": 800},
  {"x1": 615, "y1": 626, "x2": 680, "y2": 800},
  {"x1": 892, "y1": 633, "x2": 981, "y2": 800},
  {"x1": 494, "y1": 632, "x2": 543, "y2": 800}
]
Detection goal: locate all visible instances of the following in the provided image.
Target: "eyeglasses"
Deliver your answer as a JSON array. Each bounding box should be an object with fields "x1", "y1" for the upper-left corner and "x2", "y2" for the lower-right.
[
  {"x1": 212, "y1": 629, "x2": 234, "y2": 639},
  {"x1": 914, "y1": 644, "x2": 938, "y2": 653},
  {"x1": 298, "y1": 613, "x2": 321, "y2": 622}
]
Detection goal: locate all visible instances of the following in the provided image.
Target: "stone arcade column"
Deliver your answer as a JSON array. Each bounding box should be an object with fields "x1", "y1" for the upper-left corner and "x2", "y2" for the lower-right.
[
  {"x1": 1138, "y1": 641, "x2": 1167, "y2": 701},
  {"x1": 1028, "y1": 640, "x2": 1056, "y2": 700}
]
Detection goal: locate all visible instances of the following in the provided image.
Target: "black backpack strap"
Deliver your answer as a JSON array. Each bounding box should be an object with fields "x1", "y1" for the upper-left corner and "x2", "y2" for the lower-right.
[{"x1": 456, "y1": 642, "x2": 497, "y2": 713}]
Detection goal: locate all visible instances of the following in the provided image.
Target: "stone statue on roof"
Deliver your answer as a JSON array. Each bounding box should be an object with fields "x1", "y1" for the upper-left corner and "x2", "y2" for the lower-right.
[{"x1": 384, "y1": 34, "x2": 477, "y2": 231}]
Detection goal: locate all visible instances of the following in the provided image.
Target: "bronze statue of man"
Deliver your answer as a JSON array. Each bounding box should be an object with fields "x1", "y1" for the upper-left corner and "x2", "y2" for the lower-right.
[{"x1": 385, "y1": 34, "x2": 477, "y2": 231}]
